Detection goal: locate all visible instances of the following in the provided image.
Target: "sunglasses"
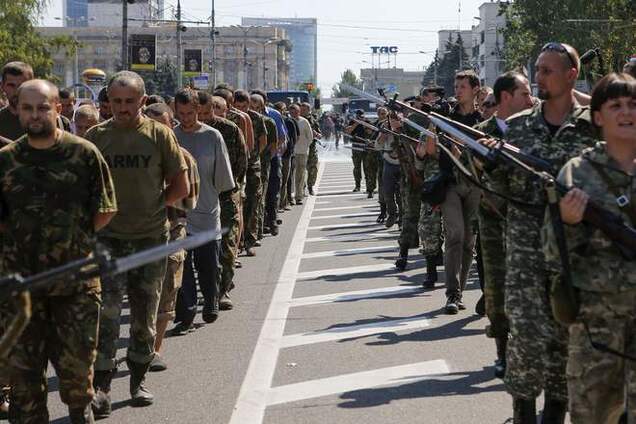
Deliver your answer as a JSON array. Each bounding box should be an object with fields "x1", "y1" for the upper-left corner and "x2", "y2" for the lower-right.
[{"x1": 541, "y1": 42, "x2": 577, "y2": 69}]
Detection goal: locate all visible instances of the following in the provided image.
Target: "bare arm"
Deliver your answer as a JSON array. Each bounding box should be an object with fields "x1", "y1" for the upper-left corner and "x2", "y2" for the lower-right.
[
  {"x1": 94, "y1": 211, "x2": 116, "y2": 231},
  {"x1": 164, "y1": 170, "x2": 189, "y2": 206}
]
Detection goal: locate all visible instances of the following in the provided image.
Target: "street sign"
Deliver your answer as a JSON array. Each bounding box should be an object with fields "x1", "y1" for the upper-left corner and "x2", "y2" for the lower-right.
[{"x1": 192, "y1": 74, "x2": 209, "y2": 89}]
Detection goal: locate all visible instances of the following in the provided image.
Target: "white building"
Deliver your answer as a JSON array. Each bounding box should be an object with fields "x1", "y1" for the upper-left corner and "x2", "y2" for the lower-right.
[
  {"x1": 471, "y1": 1, "x2": 507, "y2": 87},
  {"x1": 437, "y1": 29, "x2": 473, "y2": 62},
  {"x1": 359, "y1": 68, "x2": 425, "y2": 98}
]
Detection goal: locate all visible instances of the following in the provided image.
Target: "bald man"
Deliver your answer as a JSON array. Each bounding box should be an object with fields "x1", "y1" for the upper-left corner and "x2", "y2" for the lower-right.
[{"x1": 0, "y1": 79, "x2": 117, "y2": 423}]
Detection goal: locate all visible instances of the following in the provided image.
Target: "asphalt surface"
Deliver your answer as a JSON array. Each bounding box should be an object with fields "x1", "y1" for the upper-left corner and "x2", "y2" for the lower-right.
[{"x1": 40, "y1": 139, "x2": 567, "y2": 424}]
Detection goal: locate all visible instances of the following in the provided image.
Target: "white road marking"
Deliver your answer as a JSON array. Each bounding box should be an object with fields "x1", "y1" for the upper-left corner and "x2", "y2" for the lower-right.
[
  {"x1": 296, "y1": 263, "x2": 408, "y2": 281},
  {"x1": 316, "y1": 192, "x2": 367, "y2": 198},
  {"x1": 310, "y1": 212, "x2": 378, "y2": 220},
  {"x1": 307, "y1": 222, "x2": 383, "y2": 231},
  {"x1": 305, "y1": 232, "x2": 396, "y2": 243},
  {"x1": 313, "y1": 205, "x2": 378, "y2": 212},
  {"x1": 301, "y1": 245, "x2": 395, "y2": 259},
  {"x1": 290, "y1": 285, "x2": 423, "y2": 307},
  {"x1": 280, "y1": 314, "x2": 431, "y2": 348},
  {"x1": 266, "y1": 360, "x2": 450, "y2": 406},
  {"x1": 229, "y1": 163, "x2": 324, "y2": 424}
]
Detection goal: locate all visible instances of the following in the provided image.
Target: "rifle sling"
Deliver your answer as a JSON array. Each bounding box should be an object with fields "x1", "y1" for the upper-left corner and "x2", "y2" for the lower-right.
[{"x1": 586, "y1": 160, "x2": 636, "y2": 227}]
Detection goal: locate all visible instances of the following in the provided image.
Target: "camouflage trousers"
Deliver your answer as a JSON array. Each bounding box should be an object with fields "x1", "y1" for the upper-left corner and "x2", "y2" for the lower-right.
[
  {"x1": 157, "y1": 226, "x2": 186, "y2": 322},
  {"x1": 95, "y1": 234, "x2": 168, "y2": 371},
  {"x1": 478, "y1": 206, "x2": 509, "y2": 339},
  {"x1": 257, "y1": 155, "x2": 271, "y2": 238},
  {"x1": 363, "y1": 150, "x2": 378, "y2": 194},
  {"x1": 418, "y1": 203, "x2": 442, "y2": 257},
  {"x1": 504, "y1": 221, "x2": 568, "y2": 400},
  {"x1": 243, "y1": 163, "x2": 262, "y2": 248},
  {"x1": 567, "y1": 289, "x2": 636, "y2": 424},
  {"x1": 8, "y1": 290, "x2": 100, "y2": 423},
  {"x1": 307, "y1": 143, "x2": 319, "y2": 189},
  {"x1": 399, "y1": 177, "x2": 421, "y2": 250},
  {"x1": 220, "y1": 191, "x2": 241, "y2": 294},
  {"x1": 352, "y1": 151, "x2": 365, "y2": 188},
  {"x1": 279, "y1": 156, "x2": 293, "y2": 208}
]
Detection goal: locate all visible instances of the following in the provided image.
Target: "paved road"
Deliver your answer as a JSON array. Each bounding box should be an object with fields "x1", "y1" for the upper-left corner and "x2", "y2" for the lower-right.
[{"x1": 43, "y1": 140, "x2": 553, "y2": 423}]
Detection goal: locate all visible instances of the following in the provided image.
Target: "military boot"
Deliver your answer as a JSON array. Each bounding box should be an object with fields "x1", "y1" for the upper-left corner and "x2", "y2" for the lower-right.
[
  {"x1": 541, "y1": 396, "x2": 567, "y2": 424},
  {"x1": 385, "y1": 214, "x2": 397, "y2": 229},
  {"x1": 395, "y1": 246, "x2": 409, "y2": 271},
  {"x1": 494, "y1": 336, "x2": 507, "y2": 379},
  {"x1": 92, "y1": 369, "x2": 116, "y2": 418},
  {"x1": 69, "y1": 405, "x2": 95, "y2": 424},
  {"x1": 126, "y1": 359, "x2": 154, "y2": 407},
  {"x1": 376, "y1": 203, "x2": 386, "y2": 223},
  {"x1": 513, "y1": 397, "x2": 536, "y2": 424},
  {"x1": 422, "y1": 256, "x2": 438, "y2": 289}
]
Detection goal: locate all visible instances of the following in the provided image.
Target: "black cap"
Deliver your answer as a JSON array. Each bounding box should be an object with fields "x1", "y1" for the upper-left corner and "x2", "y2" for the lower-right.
[{"x1": 355, "y1": 109, "x2": 364, "y2": 116}]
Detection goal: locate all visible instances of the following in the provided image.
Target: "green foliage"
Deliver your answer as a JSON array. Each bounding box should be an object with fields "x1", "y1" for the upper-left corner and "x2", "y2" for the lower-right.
[
  {"x1": 139, "y1": 58, "x2": 178, "y2": 98},
  {"x1": 502, "y1": 0, "x2": 636, "y2": 74},
  {"x1": 332, "y1": 69, "x2": 362, "y2": 98},
  {"x1": 0, "y1": 0, "x2": 77, "y2": 79}
]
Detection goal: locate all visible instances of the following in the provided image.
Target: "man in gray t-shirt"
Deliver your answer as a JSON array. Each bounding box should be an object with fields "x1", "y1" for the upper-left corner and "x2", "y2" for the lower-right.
[{"x1": 172, "y1": 89, "x2": 234, "y2": 332}]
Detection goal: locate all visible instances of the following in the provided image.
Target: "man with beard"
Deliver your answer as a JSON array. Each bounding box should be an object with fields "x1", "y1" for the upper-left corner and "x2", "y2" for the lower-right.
[
  {"x1": 0, "y1": 79, "x2": 116, "y2": 423},
  {"x1": 0, "y1": 62, "x2": 33, "y2": 140}
]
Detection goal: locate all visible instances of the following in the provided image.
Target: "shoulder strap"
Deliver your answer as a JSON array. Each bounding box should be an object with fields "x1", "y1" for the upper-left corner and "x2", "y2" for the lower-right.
[{"x1": 587, "y1": 160, "x2": 636, "y2": 227}]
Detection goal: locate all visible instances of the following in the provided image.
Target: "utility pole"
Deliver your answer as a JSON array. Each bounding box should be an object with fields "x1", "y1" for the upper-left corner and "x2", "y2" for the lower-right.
[
  {"x1": 121, "y1": 0, "x2": 128, "y2": 70},
  {"x1": 262, "y1": 43, "x2": 267, "y2": 90},
  {"x1": 434, "y1": 50, "x2": 439, "y2": 86},
  {"x1": 242, "y1": 29, "x2": 248, "y2": 90},
  {"x1": 210, "y1": 0, "x2": 216, "y2": 86},
  {"x1": 176, "y1": 0, "x2": 183, "y2": 88}
]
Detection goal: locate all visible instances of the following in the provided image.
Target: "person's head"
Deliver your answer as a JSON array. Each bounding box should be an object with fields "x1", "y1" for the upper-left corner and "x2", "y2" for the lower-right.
[
  {"x1": 273, "y1": 101, "x2": 287, "y2": 114},
  {"x1": 97, "y1": 87, "x2": 111, "y2": 120},
  {"x1": 354, "y1": 109, "x2": 364, "y2": 119},
  {"x1": 623, "y1": 59, "x2": 636, "y2": 79},
  {"x1": 145, "y1": 94, "x2": 165, "y2": 106},
  {"x1": 480, "y1": 93, "x2": 497, "y2": 120},
  {"x1": 107, "y1": 71, "x2": 146, "y2": 126},
  {"x1": 174, "y1": 88, "x2": 200, "y2": 130},
  {"x1": 213, "y1": 88, "x2": 234, "y2": 107},
  {"x1": 250, "y1": 89, "x2": 268, "y2": 105},
  {"x1": 16, "y1": 79, "x2": 60, "y2": 140},
  {"x1": 145, "y1": 102, "x2": 174, "y2": 128},
  {"x1": 590, "y1": 73, "x2": 636, "y2": 144},
  {"x1": 211, "y1": 96, "x2": 227, "y2": 118},
  {"x1": 535, "y1": 42, "x2": 580, "y2": 101},
  {"x1": 300, "y1": 102, "x2": 311, "y2": 116},
  {"x1": 493, "y1": 71, "x2": 534, "y2": 118},
  {"x1": 250, "y1": 93, "x2": 265, "y2": 113},
  {"x1": 476, "y1": 86, "x2": 493, "y2": 108},
  {"x1": 233, "y1": 89, "x2": 250, "y2": 112},
  {"x1": 73, "y1": 104, "x2": 99, "y2": 137},
  {"x1": 196, "y1": 91, "x2": 214, "y2": 121},
  {"x1": 138, "y1": 47, "x2": 151, "y2": 64},
  {"x1": 377, "y1": 107, "x2": 388, "y2": 121},
  {"x1": 59, "y1": 88, "x2": 76, "y2": 120},
  {"x1": 420, "y1": 86, "x2": 443, "y2": 104},
  {"x1": 454, "y1": 70, "x2": 480, "y2": 107},
  {"x1": 1, "y1": 61, "x2": 34, "y2": 109},
  {"x1": 289, "y1": 103, "x2": 300, "y2": 119}
]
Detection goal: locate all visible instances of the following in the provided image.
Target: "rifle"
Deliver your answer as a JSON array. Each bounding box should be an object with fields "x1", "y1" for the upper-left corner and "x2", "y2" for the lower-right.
[
  {"x1": 342, "y1": 134, "x2": 379, "y2": 152},
  {"x1": 341, "y1": 84, "x2": 636, "y2": 258},
  {"x1": 0, "y1": 228, "x2": 223, "y2": 360}
]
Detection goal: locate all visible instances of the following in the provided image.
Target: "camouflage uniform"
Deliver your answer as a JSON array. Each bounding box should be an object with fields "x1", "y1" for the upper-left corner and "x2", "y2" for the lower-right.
[
  {"x1": 0, "y1": 133, "x2": 116, "y2": 422},
  {"x1": 415, "y1": 155, "x2": 443, "y2": 257},
  {"x1": 363, "y1": 146, "x2": 378, "y2": 194},
  {"x1": 502, "y1": 102, "x2": 596, "y2": 402},
  {"x1": 304, "y1": 114, "x2": 320, "y2": 190},
  {"x1": 243, "y1": 109, "x2": 266, "y2": 248},
  {"x1": 207, "y1": 116, "x2": 247, "y2": 294},
  {"x1": 543, "y1": 142, "x2": 636, "y2": 423},
  {"x1": 474, "y1": 116, "x2": 508, "y2": 339}
]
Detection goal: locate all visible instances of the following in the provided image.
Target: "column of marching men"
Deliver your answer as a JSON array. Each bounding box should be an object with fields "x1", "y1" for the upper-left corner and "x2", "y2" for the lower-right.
[
  {"x1": 343, "y1": 46, "x2": 636, "y2": 424},
  {"x1": 0, "y1": 48, "x2": 635, "y2": 424},
  {"x1": 0, "y1": 61, "x2": 321, "y2": 423}
]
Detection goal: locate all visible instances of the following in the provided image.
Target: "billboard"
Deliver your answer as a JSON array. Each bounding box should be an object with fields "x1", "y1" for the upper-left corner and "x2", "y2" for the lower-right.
[
  {"x1": 130, "y1": 34, "x2": 156, "y2": 71},
  {"x1": 184, "y1": 49, "x2": 202, "y2": 77}
]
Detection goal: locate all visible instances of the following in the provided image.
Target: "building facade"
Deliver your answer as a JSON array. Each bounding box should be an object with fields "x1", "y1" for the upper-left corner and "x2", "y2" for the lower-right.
[
  {"x1": 63, "y1": 0, "x2": 159, "y2": 27},
  {"x1": 38, "y1": 25, "x2": 291, "y2": 92},
  {"x1": 241, "y1": 17, "x2": 317, "y2": 89},
  {"x1": 471, "y1": 1, "x2": 506, "y2": 87},
  {"x1": 437, "y1": 29, "x2": 473, "y2": 62},
  {"x1": 360, "y1": 68, "x2": 426, "y2": 98}
]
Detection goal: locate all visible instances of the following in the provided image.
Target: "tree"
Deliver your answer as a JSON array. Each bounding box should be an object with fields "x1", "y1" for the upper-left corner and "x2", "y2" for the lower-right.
[
  {"x1": 331, "y1": 69, "x2": 362, "y2": 98},
  {"x1": 0, "y1": 0, "x2": 76, "y2": 78},
  {"x1": 502, "y1": 0, "x2": 636, "y2": 76},
  {"x1": 423, "y1": 34, "x2": 471, "y2": 95}
]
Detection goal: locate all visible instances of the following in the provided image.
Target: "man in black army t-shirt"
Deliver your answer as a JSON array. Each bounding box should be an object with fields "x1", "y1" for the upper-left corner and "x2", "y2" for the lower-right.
[{"x1": 0, "y1": 62, "x2": 33, "y2": 140}]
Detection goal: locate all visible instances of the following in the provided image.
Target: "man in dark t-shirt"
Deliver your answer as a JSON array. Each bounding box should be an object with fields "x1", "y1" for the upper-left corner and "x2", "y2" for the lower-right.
[{"x1": 0, "y1": 62, "x2": 33, "y2": 140}]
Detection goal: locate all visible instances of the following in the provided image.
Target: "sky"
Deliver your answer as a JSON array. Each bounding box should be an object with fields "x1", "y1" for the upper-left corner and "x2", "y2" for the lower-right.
[{"x1": 39, "y1": 0, "x2": 489, "y2": 95}]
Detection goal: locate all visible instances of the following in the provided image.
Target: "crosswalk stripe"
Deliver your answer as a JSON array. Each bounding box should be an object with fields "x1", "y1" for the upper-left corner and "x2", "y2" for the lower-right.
[
  {"x1": 280, "y1": 314, "x2": 431, "y2": 348},
  {"x1": 313, "y1": 205, "x2": 377, "y2": 212},
  {"x1": 290, "y1": 285, "x2": 423, "y2": 307},
  {"x1": 305, "y1": 232, "x2": 396, "y2": 243},
  {"x1": 316, "y1": 192, "x2": 367, "y2": 198},
  {"x1": 266, "y1": 360, "x2": 450, "y2": 406},
  {"x1": 307, "y1": 222, "x2": 384, "y2": 231},
  {"x1": 301, "y1": 245, "x2": 395, "y2": 259},
  {"x1": 296, "y1": 263, "x2": 413, "y2": 280},
  {"x1": 310, "y1": 212, "x2": 378, "y2": 220}
]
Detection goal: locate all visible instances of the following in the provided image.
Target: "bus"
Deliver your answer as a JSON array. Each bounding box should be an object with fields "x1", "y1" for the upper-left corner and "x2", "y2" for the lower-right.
[{"x1": 266, "y1": 90, "x2": 311, "y2": 106}]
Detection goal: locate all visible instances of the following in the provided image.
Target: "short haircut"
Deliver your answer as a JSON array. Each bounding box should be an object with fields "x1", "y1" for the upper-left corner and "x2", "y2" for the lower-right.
[
  {"x1": 273, "y1": 101, "x2": 286, "y2": 112},
  {"x1": 74, "y1": 104, "x2": 99, "y2": 121},
  {"x1": 493, "y1": 71, "x2": 526, "y2": 104},
  {"x1": 59, "y1": 88, "x2": 74, "y2": 100},
  {"x1": 2, "y1": 61, "x2": 34, "y2": 82},
  {"x1": 540, "y1": 42, "x2": 581, "y2": 72},
  {"x1": 455, "y1": 70, "x2": 481, "y2": 88},
  {"x1": 17, "y1": 79, "x2": 59, "y2": 103},
  {"x1": 98, "y1": 87, "x2": 109, "y2": 102},
  {"x1": 174, "y1": 88, "x2": 199, "y2": 108},
  {"x1": 250, "y1": 89, "x2": 268, "y2": 103},
  {"x1": 107, "y1": 71, "x2": 146, "y2": 96},
  {"x1": 214, "y1": 83, "x2": 234, "y2": 92},
  {"x1": 234, "y1": 89, "x2": 250, "y2": 103},
  {"x1": 145, "y1": 102, "x2": 174, "y2": 119},
  {"x1": 211, "y1": 96, "x2": 227, "y2": 110},
  {"x1": 197, "y1": 90, "x2": 212, "y2": 106},
  {"x1": 300, "y1": 102, "x2": 311, "y2": 109},
  {"x1": 213, "y1": 88, "x2": 233, "y2": 103},
  {"x1": 288, "y1": 103, "x2": 300, "y2": 112},
  {"x1": 590, "y1": 73, "x2": 636, "y2": 117},
  {"x1": 145, "y1": 94, "x2": 165, "y2": 106},
  {"x1": 250, "y1": 93, "x2": 264, "y2": 107}
]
